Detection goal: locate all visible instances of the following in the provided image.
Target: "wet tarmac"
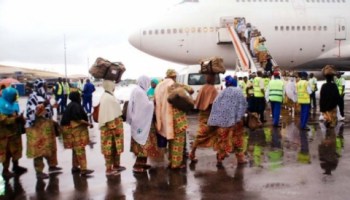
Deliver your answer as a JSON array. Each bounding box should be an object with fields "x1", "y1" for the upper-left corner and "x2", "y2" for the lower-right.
[{"x1": 1, "y1": 86, "x2": 350, "y2": 200}]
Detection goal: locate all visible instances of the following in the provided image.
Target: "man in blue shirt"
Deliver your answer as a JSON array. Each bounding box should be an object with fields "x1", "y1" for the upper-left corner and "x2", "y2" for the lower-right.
[{"x1": 82, "y1": 79, "x2": 95, "y2": 115}]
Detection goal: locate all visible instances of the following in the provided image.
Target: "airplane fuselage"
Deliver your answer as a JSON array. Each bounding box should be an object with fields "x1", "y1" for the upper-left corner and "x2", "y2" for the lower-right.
[{"x1": 129, "y1": 0, "x2": 350, "y2": 70}]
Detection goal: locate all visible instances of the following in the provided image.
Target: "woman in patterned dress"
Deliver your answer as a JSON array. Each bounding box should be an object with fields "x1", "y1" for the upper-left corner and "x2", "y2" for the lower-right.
[
  {"x1": 98, "y1": 80, "x2": 125, "y2": 176},
  {"x1": 0, "y1": 87, "x2": 27, "y2": 178},
  {"x1": 25, "y1": 79, "x2": 62, "y2": 179},
  {"x1": 189, "y1": 74, "x2": 218, "y2": 162},
  {"x1": 208, "y1": 76, "x2": 247, "y2": 167},
  {"x1": 127, "y1": 76, "x2": 161, "y2": 172},
  {"x1": 61, "y1": 91, "x2": 94, "y2": 176}
]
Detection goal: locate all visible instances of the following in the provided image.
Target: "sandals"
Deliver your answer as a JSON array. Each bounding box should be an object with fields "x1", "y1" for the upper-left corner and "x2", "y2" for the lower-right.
[{"x1": 189, "y1": 152, "x2": 198, "y2": 163}]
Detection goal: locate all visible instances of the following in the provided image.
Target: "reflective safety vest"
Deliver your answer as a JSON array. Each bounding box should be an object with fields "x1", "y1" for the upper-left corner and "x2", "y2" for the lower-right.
[
  {"x1": 297, "y1": 80, "x2": 310, "y2": 104},
  {"x1": 55, "y1": 82, "x2": 63, "y2": 96},
  {"x1": 63, "y1": 82, "x2": 70, "y2": 95},
  {"x1": 335, "y1": 77, "x2": 345, "y2": 95},
  {"x1": 239, "y1": 80, "x2": 247, "y2": 97},
  {"x1": 309, "y1": 77, "x2": 317, "y2": 92},
  {"x1": 263, "y1": 78, "x2": 270, "y2": 89},
  {"x1": 268, "y1": 79, "x2": 284, "y2": 103},
  {"x1": 253, "y1": 77, "x2": 264, "y2": 97}
]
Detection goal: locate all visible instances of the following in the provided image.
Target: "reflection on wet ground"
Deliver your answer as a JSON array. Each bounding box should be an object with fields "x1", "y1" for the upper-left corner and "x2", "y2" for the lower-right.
[{"x1": 1, "y1": 97, "x2": 350, "y2": 199}]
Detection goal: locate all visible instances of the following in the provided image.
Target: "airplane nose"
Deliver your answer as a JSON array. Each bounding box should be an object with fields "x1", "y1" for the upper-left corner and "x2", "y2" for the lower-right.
[{"x1": 128, "y1": 30, "x2": 141, "y2": 50}]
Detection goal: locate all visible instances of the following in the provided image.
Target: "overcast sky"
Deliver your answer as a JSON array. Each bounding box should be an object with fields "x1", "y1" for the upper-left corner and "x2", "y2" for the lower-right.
[{"x1": 0, "y1": 0, "x2": 184, "y2": 79}]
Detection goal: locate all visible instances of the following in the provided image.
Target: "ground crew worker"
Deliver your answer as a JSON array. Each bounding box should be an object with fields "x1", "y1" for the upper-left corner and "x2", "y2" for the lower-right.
[
  {"x1": 309, "y1": 73, "x2": 318, "y2": 110},
  {"x1": 238, "y1": 77, "x2": 247, "y2": 98},
  {"x1": 266, "y1": 71, "x2": 284, "y2": 127},
  {"x1": 246, "y1": 74, "x2": 255, "y2": 111},
  {"x1": 253, "y1": 71, "x2": 266, "y2": 122},
  {"x1": 54, "y1": 77, "x2": 64, "y2": 115},
  {"x1": 63, "y1": 78, "x2": 70, "y2": 109},
  {"x1": 297, "y1": 72, "x2": 312, "y2": 130},
  {"x1": 335, "y1": 72, "x2": 345, "y2": 120}
]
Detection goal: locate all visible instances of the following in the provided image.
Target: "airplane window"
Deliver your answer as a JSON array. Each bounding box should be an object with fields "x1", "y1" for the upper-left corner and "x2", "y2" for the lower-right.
[
  {"x1": 203, "y1": 27, "x2": 208, "y2": 32},
  {"x1": 242, "y1": 0, "x2": 245, "y2": 2},
  {"x1": 191, "y1": 27, "x2": 196, "y2": 33},
  {"x1": 332, "y1": 0, "x2": 335, "y2": 2},
  {"x1": 264, "y1": 0, "x2": 267, "y2": 2},
  {"x1": 148, "y1": 30, "x2": 152, "y2": 35},
  {"x1": 317, "y1": 0, "x2": 319, "y2": 2},
  {"x1": 155, "y1": 30, "x2": 159, "y2": 35},
  {"x1": 161, "y1": 29, "x2": 165, "y2": 34},
  {"x1": 247, "y1": 0, "x2": 251, "y2": 2},
  {"x1": 197, "y1": 27, "x2": 201, "y2": 33},
  {"x1": 280, "y1": 26, "x2": 284, "y2": 31},
  {"x1": 253, "y1": 0, "x2": 256, "y2": 2},
  {"x1": 308, "y1": 26, "x2": 311, "y2": 31},
  {"x1": 237, "y1": 0, "x2": 239, "y2": 2},
  {"x1": 275, "y1": 0, "x2": 278, "y2": 2},
  {"x1": 321, "y1": 0, "x2": 324, "y2": 2},
  {"x1": 327, "y1": 0, "x2": 330, "y2": 2},
  {"x1": 210, "y1": 27, "x2": 214, "y2": 32},
  {"x1": 306, "y1": 0, "x2": 309, "y2": 2},
  {"x1": 167, "y1": 29, "x2": 171, "y2": 34},
  {"x1": 275, "y1": 26, "x2": 278, "y2": 31},
  {"x1": 179, "y1": 28, "x2": 183, "y2": 33},
  {"x1": 269, "y1": 0, "x2": 272, "y2": 2},
  {"x1": 286, "y1": 26, "x2": 289, "y2": 31},
  {"x1": 143, "y1": 30, "x2": 146, "y2": 35},
  {"x1": 342, "y1": 0, "x2": 345, "y2": 2},
  {"x1": 342, "y1": 26, "x2": 345, "y2": 31},
  {"x1": 313, "y1": 26, "x2": 316, "y2": 31},
  {"x1": 297, "y1": 26, "x2": 300, "y2": 31},
  {"x1": 291, "y1": 26, "x2": 295, "y2": 31},
  {"x1": 318, "y1": 26, "x2": 322, "y2": 31},
  {"x1": 323, "y1": 26, "x2": 327, "y2": 31},
  {"x1": 302, "y1": 26, "x2": 306, "y2": 31},
  {"x1": 185, "y1": 27, "x2": 189, "y2": 33},
  {"x1": 173, "y1": 28, "x2": 177, "y2": 34},
  {"x1": 286, "y1": 0, "x2": 289, "y2": 2}
]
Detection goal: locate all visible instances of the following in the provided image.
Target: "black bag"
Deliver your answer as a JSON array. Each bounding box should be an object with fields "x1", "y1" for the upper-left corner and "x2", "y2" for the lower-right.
[
  {"x1": 156, "y1": 132, "x2": 168, "y2": 148},
  {"x1": 121, "y1": 101, "x2": 129, "y2": 122}
]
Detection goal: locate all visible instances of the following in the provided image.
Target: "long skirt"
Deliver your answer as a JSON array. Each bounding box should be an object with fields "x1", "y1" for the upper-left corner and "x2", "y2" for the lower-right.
[
  {"x1": 26, "y1": 117, "x2": 57, "y2": 158},
  {"x1": 130, "y1": 122, "x2": 161, "y2": 158},
  {"x1": 100, "y1": 117, "x2": 124, "y2": 156},
  {"x1": 323, "y1": 108, "x2": 337, "y2": 128},
  {"x1": 214, "y1": 121, "x2": 245, "y2": 162},
  {"x1": 192, "y1": 110, "x2": 217, "y2": 148},
  {"x1": 62, "y1": 121, "x2": 89, "y2": 149}
]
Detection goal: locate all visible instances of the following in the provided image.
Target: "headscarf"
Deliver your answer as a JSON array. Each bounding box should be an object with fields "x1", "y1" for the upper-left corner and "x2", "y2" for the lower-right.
[
  {"x1": 0, "y1": 87, "x2": 19, "y2": 115},
  {"x1": 166, "y1": 69, "x2": 177, "y2": 78},
  {"x1": 126, "y1": 76, "x2": 154, "y2": 145},
  {"x1": 98, "y1": 80, "x2": 122, "y2": 128},
  {"x1": 25, "y1": 79, "x2": 53, "y2": 128},
  {"x1": 208, "y1": 87, "x2": 247, "y2": 127},
  {"x1": 225, "y1": 76, "x2": 237, "y2": 87},
  {"x1": 61, "y1": 91, "x2": 88, "y2": 126},
  {"x1": 147, "y1": 78, "x2": 159, "y2": 98}
]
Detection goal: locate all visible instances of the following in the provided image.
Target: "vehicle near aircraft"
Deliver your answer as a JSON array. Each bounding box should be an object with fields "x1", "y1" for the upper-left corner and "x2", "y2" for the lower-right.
[{"x1": 128, "y1": 0, "x2": 350, "y2": 73}]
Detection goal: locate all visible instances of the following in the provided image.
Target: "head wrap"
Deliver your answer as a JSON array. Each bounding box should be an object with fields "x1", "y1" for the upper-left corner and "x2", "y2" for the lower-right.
[
  {"x1": 34, "y1": 78, "x2": 46, "y2": 98},
  {"x1": 166, "y1": 69, "x2": 177, "y2": 78},
  {"x1": 0, "y1": 87, "x2": 19, "y2": 115},
  {"x1": 102, "y1": 80, "x2": 116, "y2": 94},
  {"x1": 61, "y1": 91, "x2": 87, "y2": 126},
  {"x1": 137, "y1": 76, "x2": 151, "y2": 92},
  {"x1": 300, "y1": 71, "x2": 308, "y2": 78},
  {"x1": 147, "y1": 78, "x2": 159, "y2": 98},
  {"x1": 225, "y1": 76, "x2": 237, "y2": 87}
]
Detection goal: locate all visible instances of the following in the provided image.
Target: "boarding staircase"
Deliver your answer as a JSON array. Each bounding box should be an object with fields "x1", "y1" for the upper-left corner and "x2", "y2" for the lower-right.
[{"x1": 217, "y1": 17, "x2": 278, "y2": 74}]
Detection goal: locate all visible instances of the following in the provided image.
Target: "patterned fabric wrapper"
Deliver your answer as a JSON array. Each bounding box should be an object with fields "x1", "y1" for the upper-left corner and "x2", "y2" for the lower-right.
[
  {"x1": 100, "y1": 117, "x2": 124, "y2": 156},
  {"x1": 323, "y1": 108, "x2": 338, "y2": 128},
  {"x1": 0, "y1": 114, "x2": 16, "y2": 162},
  {"x1": 62, "y1": 120, "x2": 89, "y2": 149},
  {"x1": 193, "y1": 110, "x2": 217, "y2": 148},
  {"x1": 26, "y1": 117, "x2": 57, "y2": 158},
  {"x1": 130, "y1": 122, "x2": 161, "y2": 158}
]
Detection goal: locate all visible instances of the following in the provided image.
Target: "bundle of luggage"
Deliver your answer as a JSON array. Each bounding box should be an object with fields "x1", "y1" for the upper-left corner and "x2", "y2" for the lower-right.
[
  {"x1": 167, "y1": 83, "x2": 194, "y2": 112},
  {"x1": 89, "y1": 57, "x2": 126, "y2": 83},
  {"x1": 199, "y1": 57, "x2": 226, "y2": 74},
  {"x1": 322, "y1": 65, "x2": 336, "y2": 76}
]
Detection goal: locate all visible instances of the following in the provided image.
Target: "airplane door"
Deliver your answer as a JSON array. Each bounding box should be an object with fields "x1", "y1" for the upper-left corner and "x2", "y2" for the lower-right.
[{"x1": 335, "y1": 18, "x2": 346, "y2": 40}]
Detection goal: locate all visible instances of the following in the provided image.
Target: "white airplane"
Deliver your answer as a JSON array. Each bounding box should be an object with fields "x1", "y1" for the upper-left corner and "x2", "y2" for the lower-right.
[{"x1": 128, "y1": 0, "x2": 350, "y2": 71}]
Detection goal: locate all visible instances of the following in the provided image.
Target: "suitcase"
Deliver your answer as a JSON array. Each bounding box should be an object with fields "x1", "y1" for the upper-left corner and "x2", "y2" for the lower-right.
[
  {"x1": 199, "y1": 57, "x2": 226, "y2": 74},
  {"x1": 89, "y1": 57, "x2": 126, "y2": 83}
]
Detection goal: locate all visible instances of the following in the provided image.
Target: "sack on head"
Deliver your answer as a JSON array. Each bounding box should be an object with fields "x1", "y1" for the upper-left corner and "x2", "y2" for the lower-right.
[
  {"x1": 89, "y1": 57, "x2": 126, "y2": 83},
  {"x1": 199, "y1": 57, "x2": 226, "y2": 74},
  {"x1": 167, "y1": 84, "x2": 194, "y2": 112}
]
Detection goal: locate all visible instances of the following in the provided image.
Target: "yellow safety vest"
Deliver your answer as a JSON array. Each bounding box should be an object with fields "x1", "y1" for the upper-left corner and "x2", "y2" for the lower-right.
[
  {"x1": 64, "y1": 82, "x2": 70, "y2": 95},
  {"x1": 268, "y1": 79, "x2": 284, "y2": 103},
  {"x1": 55, "y1": 82, "x2": 63, "y2": 95},
  {"x1": 253, "y1": 77, "x2": 264, "y2": 97},
  {"x1": 239, "y1": 80, "x2": 247, "y2": 97},
  {"x1": 263, "y1": 78, "x2": 270, "y2": 89},
  {"x1": 297, "y1": 80, "x2": 310, "y2": 104},
  {"x1": 309, "y1": 77, "x2": 317, "y2": 92},
  {"x1": 335, "y1": 77, "x2": 345, "y2": 95}
]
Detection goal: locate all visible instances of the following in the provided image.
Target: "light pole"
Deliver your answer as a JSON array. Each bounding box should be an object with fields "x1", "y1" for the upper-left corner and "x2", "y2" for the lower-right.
[{"x1": 64, "y1": 34, "x2": 67, "y2": 79}]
